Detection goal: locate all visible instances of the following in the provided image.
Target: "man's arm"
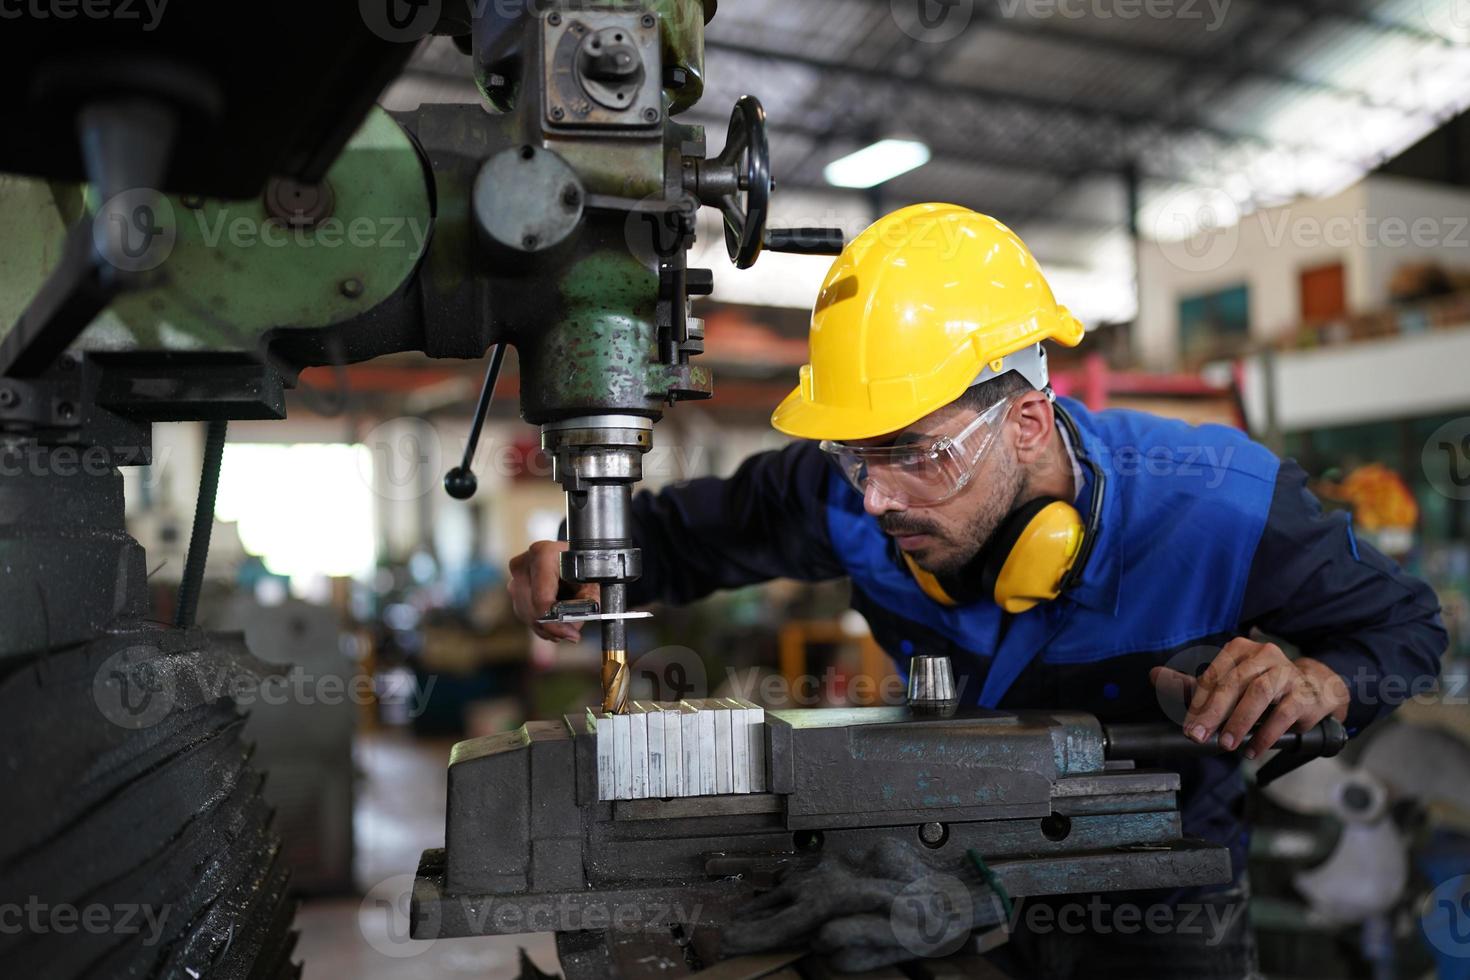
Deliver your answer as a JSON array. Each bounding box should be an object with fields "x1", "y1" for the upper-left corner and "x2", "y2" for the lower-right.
[
  {"x1": 627, "y1": 440, "x2": 847, "y2": 606},
  {"x1": 1156, "y1": 459, "x2": 1446, "y2": 756}
]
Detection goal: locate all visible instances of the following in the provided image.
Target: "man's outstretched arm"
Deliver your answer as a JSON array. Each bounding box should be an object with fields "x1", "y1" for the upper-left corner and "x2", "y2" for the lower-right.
[
  {"x1": 628, "y1": 440, "x2": 847, "y2": 606},
  {"x1": 508, "y1": 441, "x2": 846, "y2": 639},
  {"x1": 1153, "y1": 459, "x2": 1447, "y2": 756}
]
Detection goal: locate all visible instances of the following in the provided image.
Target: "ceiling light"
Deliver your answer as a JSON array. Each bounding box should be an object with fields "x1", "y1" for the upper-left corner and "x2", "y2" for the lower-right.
[{"x1": 823, "y1": 139, "x2": 931, "y2": 189}]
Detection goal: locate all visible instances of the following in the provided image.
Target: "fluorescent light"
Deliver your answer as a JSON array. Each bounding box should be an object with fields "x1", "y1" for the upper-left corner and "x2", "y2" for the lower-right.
[{"x1": 823, "y1": 139, "x2": 931, "y2": 189}]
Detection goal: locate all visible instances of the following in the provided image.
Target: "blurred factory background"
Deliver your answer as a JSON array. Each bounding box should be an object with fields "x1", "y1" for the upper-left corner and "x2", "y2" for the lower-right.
[{"x1": 107, "y1": 2, "x2": 1470, "y2": 978}]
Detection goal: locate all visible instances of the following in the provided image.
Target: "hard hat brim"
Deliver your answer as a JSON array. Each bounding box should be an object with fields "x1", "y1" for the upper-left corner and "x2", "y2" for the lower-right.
[{"x1": 770, "y1": 379, "x2": 969, "y2": 443}]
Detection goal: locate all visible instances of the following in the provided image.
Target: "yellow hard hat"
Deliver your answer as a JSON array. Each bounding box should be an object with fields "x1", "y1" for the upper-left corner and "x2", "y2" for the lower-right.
[{"x1": 771, "y1": 203, "x2": 1086, "y2": 441}]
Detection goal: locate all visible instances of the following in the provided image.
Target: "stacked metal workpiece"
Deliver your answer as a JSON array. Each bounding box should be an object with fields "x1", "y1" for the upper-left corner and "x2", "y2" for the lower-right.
[{"x1": 590, "y1": 698, "x2": 766, "y2": 801}]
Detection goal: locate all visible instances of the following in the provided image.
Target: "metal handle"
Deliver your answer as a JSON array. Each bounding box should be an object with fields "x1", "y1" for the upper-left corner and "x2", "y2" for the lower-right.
[
  {"x1": 763, "y1": 227, "x2": 845, "y2": 255},
  {"x1": 1103, "y1": 717, "x2": 1348, "y2": 766}
]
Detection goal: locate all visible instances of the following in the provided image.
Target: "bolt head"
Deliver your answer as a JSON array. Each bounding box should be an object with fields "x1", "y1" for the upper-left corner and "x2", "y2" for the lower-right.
[
  {"x1": 642, "y1": 107, "x2": 660, "y2": 123},
  {"x1": 547, "y1": 11, "x2": 561, "y2": 25},
  {"x1": 339, "y1": 278, "x2": 365, "y2": 299}
]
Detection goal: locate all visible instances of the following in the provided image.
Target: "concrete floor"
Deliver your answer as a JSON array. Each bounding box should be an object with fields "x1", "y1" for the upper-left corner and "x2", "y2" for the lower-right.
[{"x1": 294, "y1": 732, "x2": 560, "y2": 979}]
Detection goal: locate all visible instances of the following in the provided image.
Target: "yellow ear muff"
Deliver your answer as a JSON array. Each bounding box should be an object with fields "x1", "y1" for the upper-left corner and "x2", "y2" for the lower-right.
[{"x1": 983, "y1": 499, "x2": 1086, "y2": 614}]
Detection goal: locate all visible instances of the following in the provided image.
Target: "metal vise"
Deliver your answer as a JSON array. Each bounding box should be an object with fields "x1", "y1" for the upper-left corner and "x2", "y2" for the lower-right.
[{"x1": 412, "y1": 706, "x2": 1243, "y2": 964}]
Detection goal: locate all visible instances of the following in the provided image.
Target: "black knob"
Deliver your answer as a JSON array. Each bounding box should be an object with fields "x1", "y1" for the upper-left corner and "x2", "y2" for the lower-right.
[{"x1": 443, "y1": 466, "x2": 478, "y2": 500}]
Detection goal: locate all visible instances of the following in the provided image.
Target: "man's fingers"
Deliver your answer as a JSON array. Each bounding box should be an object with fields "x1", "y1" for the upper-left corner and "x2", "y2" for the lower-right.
[
  {"x1": 1150, "y1": 666, "x2": 1198, "y2": 723},
  {"x1": 1246, "y1": 676, "x2": 1330, "y2": 758},
  {"x1": 1217, "y1": 664, "x2": 1293, "y2": 751},
  {"x1": 1184, "y1": 655, "x2": 1272, "y2": 741}
]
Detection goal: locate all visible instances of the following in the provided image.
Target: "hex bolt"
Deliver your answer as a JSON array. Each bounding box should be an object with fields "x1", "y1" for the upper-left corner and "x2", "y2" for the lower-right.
[
  {"x1": 551, "y1": 106, "x2": 566, "y2": 121},
  {"x1": 547, "y1": 11, "x2": 561, "y2": 25},
  {"x1": 642, "y1": 107, "x2": 660, "y2": 123},
  {"x1": 522, "y1": 234, "x2": 539, "y2": 250},
  {"x1": 640, "y1": 13, "x2": 656, "y2": 28},
  {"x1": 562, "y1": 185, "x2": 581, "y2": 208},
  {"x1": 0, "y1": 388, "x2": 17, "y2": 409},
  {"x1": 919, "y1": 822, "x2": 948, "y2": 848},
  {"x1": 56, "y1": 401, "x2": 75, "y2": 420},
  {"x1": 339, "y1": 278, "x2": 365, "y2": 299}
]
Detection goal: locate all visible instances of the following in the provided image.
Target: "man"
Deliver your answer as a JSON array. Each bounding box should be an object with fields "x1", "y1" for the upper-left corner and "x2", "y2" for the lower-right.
[{"x1": 508, "y1": 204, "x2": 1446, "y2": 976}]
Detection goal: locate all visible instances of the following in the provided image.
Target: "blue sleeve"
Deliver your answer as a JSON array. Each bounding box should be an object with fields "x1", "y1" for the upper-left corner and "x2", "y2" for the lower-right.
[
  {"x1": 1239, "y1": 459, "x2": 1447, "y2": 733},
  {"x1": 625, "y1": 440, "x2": 847, "y2": 607}
]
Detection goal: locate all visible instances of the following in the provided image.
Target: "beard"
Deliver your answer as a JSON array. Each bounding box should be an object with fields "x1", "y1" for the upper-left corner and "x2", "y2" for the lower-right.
[{"x1": 881, "y1": 450, "x2": 1025, "y2": 577}]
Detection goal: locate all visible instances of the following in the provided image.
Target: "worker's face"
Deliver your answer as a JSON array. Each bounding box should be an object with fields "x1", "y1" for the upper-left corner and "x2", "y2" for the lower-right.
[{"x1": 860, "y1": 398, "x2": 1030, "y2": 576}]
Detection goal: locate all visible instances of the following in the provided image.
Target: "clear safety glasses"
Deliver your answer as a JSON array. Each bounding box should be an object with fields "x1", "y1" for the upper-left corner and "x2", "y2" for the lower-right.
[{"x1": 821, "y1": 395, "x2": 1015, "y2": 507}]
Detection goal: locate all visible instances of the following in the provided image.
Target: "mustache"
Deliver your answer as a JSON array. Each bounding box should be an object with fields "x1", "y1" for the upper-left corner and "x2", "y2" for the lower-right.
[{"x1": 879, "y1": 514, "x2": 942, "y2": 537}]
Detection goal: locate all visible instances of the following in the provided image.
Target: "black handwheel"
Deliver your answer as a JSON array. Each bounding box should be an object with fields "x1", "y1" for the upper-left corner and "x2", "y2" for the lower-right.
[{"x1": 712, "y1": 95, "x2": 771, "y2": 269}]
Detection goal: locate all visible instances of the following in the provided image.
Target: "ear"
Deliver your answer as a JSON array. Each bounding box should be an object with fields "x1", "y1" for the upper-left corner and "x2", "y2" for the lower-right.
[{"x1": 1011, "y1": 392, "x2": 1055, "y2": 465}]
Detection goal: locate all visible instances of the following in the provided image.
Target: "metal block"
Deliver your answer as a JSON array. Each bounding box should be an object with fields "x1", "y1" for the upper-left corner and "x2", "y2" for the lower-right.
[
  {"x1": 611, "y1": 710, "x2": 633, "y2": 800},
  {"x1": 696, "y1": 700, "x2": 717, "y2": 796},
  {"x1": 629, "y1": 703, "x2": 649, "y2": 799},
  {"x1": 663, "y1": 704, "x2": 684, "y2": 797},
  {"x1": 643, "y1": 701, "x2": 665, "y2": 798},
  {"x1": 681, "y1": 702, "x2": 701, "y2": 798},
  {"x1": 722, "y1": 697, "x2": 750, "y2": 794},
  {"x1": 712, "y1": 699, "x2": 733, "y2": 794},
  {"x1": 736, "y1": 697, "x2": 766, "y2": 793},
  {"x1": 589, "y1": 708, "x2": 614, "y2": 801}
]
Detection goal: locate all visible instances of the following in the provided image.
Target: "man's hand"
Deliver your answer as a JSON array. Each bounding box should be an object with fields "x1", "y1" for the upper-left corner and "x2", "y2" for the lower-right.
[
  {"x1": 1149, "y1": 638, "x2": 1351, "y2": 760},
  {"x1": 506, "y1": 540, "x2": 598, "y2": 642}
]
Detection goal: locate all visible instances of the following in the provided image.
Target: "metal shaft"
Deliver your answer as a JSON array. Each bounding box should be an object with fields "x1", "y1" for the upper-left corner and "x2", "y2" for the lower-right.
[{"x1": 600, "y1": 582, "x2": 629, "y2": 714}]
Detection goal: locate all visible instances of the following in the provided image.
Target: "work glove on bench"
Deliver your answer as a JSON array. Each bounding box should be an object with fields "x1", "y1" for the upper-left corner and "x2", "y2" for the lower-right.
[{"x1": 720, "y1": 837, "x2": 1006, "y2": 973}]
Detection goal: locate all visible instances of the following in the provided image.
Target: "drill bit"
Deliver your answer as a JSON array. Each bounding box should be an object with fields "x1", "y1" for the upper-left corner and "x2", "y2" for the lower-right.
[
  {"x1": 602, "y1": 649, "x2": 629, "y2": 714},
  {"x1": 601, "y1": 583, "x2": 630, "y2": 714}
]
